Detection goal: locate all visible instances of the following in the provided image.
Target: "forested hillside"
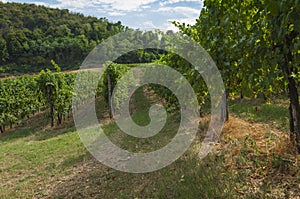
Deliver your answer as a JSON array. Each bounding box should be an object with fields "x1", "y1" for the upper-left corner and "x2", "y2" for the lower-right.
[{"x1": 0, "y1": 2, "x2": 124, "y2": 72}]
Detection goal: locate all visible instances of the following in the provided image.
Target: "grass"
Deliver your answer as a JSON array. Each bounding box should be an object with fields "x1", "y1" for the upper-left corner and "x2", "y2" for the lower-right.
[
  {"x1": 0, "y1": 131, "x2": 87, "y2": 198},
  {"x1": 229, "y1": 98, "x2": 290, "y2": 131},
  {"x1": 0, "y1": 89, "x2": 299, "y2": 198},
  {"x1": 0, "y1": 86, "x2": 235, "y2": 198},
  {"x1": 103, "y1": 87, "x2": 181, "y2": 153}
]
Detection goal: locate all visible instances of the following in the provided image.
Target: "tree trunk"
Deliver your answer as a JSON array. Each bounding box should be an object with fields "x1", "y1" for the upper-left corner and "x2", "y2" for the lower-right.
[
  {"x1": 57, "y1": 113, "x2": 62, "y2": 125},
  {"x1": 280, "y1": 36, "x2": 300, "y2": 152},
  {"x1": 47, "y1": 86, "x2": 54, "y2": 127},
  {"x1": 107, "y1": 72, "x2": 113, "y2": 119},
  {"x1": 50, "y1": 102, "x2": 54, "y2": 127},
  {"x1": 289, "y1": 104, "x2": 294, "y2": 133},
  {"x1": 287, "y1": 77, "x2": 300, "y2": 152},
  {"x1": 221, "y1": 91, "x2": 229, "y2": 122},
  {"x1": 276, "y1": 31, "x2": 300, "y2": 153}
]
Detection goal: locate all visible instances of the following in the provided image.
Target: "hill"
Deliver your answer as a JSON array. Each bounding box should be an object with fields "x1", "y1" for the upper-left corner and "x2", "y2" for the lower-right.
[{"x1": 0, "y1": 2, "x2": 124, "y2": 73}]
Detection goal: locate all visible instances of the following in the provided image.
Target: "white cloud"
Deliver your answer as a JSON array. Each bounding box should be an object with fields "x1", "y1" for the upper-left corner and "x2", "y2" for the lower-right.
[
  {"x1": 156, "y1": 6, "x2": 200, "y2": 17},
  {"x1": 160, "y1": 0, "x2": 203, "y2": 6},
  {"x1": 54, "y1": 0, "x2": 86, "y2": 9},
  {"x1": 155, "y1": 6, "x2": 200, "y2": 16},
  {"x1": 171, "y1": 17, "x2": 197, "y2": 25},
  {"x1": 159, "y1": 21, "x2": 179, "y2": 32},
  {"x1": 138, "y1": 20, "x2": 178, "y2": 32},
  {"x1": 158, "y1": 17, "x2": 197, "y2": 32},
  {"x1": 140, "y1": 17, "x2": 196, "y2": 32},
  {"x1": 141, "y1": 21, "x2": 157, "y2": 29},
  {"x1": 29, "y1": 1, "x2": 50, "y2": 6},
  {"x1": 141, "y1": 5, "x2": 151, "y2": 9},
  {"x1": 53, "y1": 0, "x2": 158, "y2": 11},
  {"x1": 108, "y1": 11, "x2": 126, "y2": 16}
]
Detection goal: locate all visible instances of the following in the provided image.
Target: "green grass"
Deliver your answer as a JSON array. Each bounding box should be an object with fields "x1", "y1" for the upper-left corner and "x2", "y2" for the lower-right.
[
  {"x1": 0, "y1": 86, "x2": 237, "y2": 198},
  {"x1": 0, "y1": 130, "x2": 87, "y2": 198},
  {"x1": 229, "y1": 98, "x2": 290, "y2": 131},
  {"x1": 103, "y1": 87, "x2": 180, "y2": 153}
]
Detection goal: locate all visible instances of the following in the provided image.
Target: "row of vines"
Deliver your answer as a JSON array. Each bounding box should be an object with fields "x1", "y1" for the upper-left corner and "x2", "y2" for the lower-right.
[
  {"x1": 0, "y1": 61, "x2": 130, "y2": 133},
  {"x1": 167, "y1": 0, "x2": 300, "y2": 151}
]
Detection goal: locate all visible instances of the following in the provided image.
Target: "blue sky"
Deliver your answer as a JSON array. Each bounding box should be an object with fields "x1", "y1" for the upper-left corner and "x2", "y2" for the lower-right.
[{"x1": 1, "y1": 0, "x2": 203, "y2": 31}]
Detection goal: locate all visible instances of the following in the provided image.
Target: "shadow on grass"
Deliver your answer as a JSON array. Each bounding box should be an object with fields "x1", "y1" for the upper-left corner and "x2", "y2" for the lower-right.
[
  {"x1": 0, "y1": 128, "x2": 33, "y2": 142},
  {"x1": 0, "y1": 110, "x2": 76, "y2": 142},
  {"x1": 33, "y1": 125, "x2": 77, "y2": 141},
  {"x1": 0, "y1": 110, "x2": 49, "y2": 142},
  {"x1": 229, "y1": 98, "x2": 289, "y2": 131},
  {"x1": 0, "y1": 96, "x2": 110, "y2": 143}
]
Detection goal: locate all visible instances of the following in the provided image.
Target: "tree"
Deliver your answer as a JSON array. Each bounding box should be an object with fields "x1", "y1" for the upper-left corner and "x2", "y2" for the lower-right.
[
  {"x1": 173, "y1": 0, "x2": 300, "y2": 152},
  {"x1": 173, "y1": 0, "x2": 260, "y2": 121},
  {"x1": 260, "y1": 0, "x2": 300, "y2": 151}
]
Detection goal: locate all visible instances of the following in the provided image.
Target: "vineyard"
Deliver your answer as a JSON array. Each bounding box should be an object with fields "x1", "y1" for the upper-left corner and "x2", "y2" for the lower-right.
[
  {"x1": 0, "y1": 61, "x2": 133, "y2": 133},
  {"x1": 0, "y1": 0, "x2": 300, "y2": 198},
  {"x1": 0, "y1": 73, "x2": 299, "y2": 198},
  {"x1": 0, "y1": 54, "x2": 299, "y2": 198}
]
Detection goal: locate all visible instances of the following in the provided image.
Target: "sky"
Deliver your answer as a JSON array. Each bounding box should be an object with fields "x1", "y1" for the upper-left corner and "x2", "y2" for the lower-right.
[{"x1": 1, "y1": 0, "x2": 204, "y2": 31}]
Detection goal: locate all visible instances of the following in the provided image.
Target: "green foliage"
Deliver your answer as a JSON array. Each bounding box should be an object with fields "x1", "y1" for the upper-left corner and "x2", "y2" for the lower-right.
[
  {"x1": 169, "y1": 0, "x2": 296, "y2": 103},
  {"x1": 0, "y1": 75, "x2": 44, "y2": 132},
  {"x1": 36, "y1": 62, "x2": 102, "y2": 126},
  {"x1": 165, "y1": 0, "x2": 300, "y2": 146},
  {"x1": 0, "y1": 61, "x2": 137, "y2": 131},
  {"x1": 0, "y1": 2, "x2": 125, "y2": 72},
  {"x1": 0, "y1": 36, "x2": 8, "y2": 64},
  {"x1": 96, "y1": 29, "x2": 167, "y2": 65},
  {"x1": 102, "y1": 62, "x2": 134, "y2": 110},
  {"x1": 115, "y1": 48, "x2": 162, "y2": 64},
  {"x1": 157, "y1": 52, "x2": 209, "y2": 111},
  {"x1": 71, "y1": 71, "x2": 100, "y2": 107}
]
